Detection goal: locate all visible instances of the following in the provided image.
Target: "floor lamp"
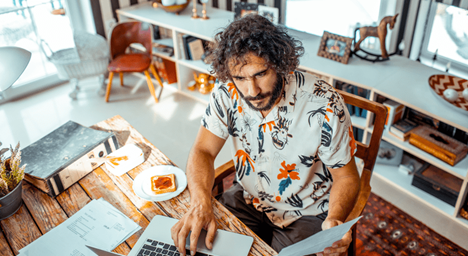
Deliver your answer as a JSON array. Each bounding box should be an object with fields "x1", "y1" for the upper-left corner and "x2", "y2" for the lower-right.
[{"x1": 0, "y1": 46, "x2": 32, "y2": 98}]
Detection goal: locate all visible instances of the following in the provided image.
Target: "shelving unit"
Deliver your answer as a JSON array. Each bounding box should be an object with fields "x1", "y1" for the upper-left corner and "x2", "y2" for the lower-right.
[{"x1": 117, "y1": 2, "x2": 468, "y2": 236}]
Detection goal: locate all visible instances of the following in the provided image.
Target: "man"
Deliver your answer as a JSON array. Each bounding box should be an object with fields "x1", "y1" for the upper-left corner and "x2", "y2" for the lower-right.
[{"x1": 171, "y1": 14, "x2": 360, "y2": 256}]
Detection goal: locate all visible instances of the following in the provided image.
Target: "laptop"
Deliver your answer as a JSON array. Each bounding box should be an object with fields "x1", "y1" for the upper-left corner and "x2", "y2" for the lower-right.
[{"x1": 86, "y1": 215, "x2": 254, "y2": 256}]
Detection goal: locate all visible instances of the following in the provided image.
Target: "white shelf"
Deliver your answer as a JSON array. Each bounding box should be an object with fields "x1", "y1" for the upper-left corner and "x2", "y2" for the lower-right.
[
  {"x1": 373, "y1": 164, "x2": 455, "y2": 217},
  {"x1": 178, "y1": 59, "x2": 212, "y2": 74},
  {"x1": 180, "y1": 84, "x2": 211, "y2": 103},
  {"x1": 381, "y1": 131, "x2": 468, "y2": 179},
  {"x1": 118, "y1": 2, "x2": 468, "y2": 234},
  {"x1": 350, "y1": 115, "x2": 366, "y2": 130},
  {"x1": 457, "y1": 216, "x2": 468, "y2": 228}
]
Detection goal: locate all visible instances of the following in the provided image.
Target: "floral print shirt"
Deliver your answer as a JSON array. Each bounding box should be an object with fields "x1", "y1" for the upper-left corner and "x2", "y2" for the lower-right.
[{"x1": 202, "y1": 71, "x2": 356, "y2": 228}]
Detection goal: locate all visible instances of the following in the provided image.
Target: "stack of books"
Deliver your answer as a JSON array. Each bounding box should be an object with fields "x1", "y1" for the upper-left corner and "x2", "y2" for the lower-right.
[{"x1": 389, "y1": 119, "x2": 418, "y2": 141}]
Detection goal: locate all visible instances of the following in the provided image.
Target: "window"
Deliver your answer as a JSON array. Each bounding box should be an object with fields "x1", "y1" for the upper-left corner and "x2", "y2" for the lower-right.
[
  {"x1": 284, "y1": 0, "x2": 398, "y2": 52},
  {"x1": 418, "y1": 2, "x2": 468, "y2": 76},
  {"x1": 0, "y1": 0, "x2": 75, "y2": 102},
  {"x1": 285, "y1": 0, "x2": 381, "y2": 38}
]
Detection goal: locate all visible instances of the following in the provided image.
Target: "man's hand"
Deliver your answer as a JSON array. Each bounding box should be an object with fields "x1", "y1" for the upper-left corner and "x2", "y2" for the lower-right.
[
  {"x1": 170, "y1": 202, "x2": 217, "y2": 256},
  {"x1": 316, "y1": 218, "x2": 352, "y2": 256}
]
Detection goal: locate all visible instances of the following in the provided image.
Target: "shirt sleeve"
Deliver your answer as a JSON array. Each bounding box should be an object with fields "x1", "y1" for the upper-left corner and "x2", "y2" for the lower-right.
[
  {"x1": 201, "y1": 82, "x2": 230, "y2": 140},
  {"x1": 317, "y1": 89, "x2": 356, "y2": 169}
]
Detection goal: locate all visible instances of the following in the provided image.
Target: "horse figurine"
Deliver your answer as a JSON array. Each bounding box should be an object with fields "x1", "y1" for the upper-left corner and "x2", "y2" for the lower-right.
[{"x1": 354, "y1": 14, "x2": 399, "y2": 60}]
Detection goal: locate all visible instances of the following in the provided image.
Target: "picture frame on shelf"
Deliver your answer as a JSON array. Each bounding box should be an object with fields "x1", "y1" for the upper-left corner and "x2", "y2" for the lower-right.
[
  {"x1": 317, "y1": 31, "x2": 353, "y2": 64},
  {"x1": 234, "y1": 2, "x2": 260, "y2": 18},
  {"x1": 258, "y1": 5, "x2": 279, "y2": 24},
  {"x1": 375, "y1": 140, "x2": 403, "y2": 166}
]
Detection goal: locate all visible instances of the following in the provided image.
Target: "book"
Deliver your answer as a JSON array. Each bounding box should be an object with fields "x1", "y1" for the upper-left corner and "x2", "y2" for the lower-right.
[
  {"x1": 153, "y1": 43, "x2": 174, "y2": 57},
  {"x1": 342, "y1": 84, "x2": 355, "y2": 116},
  {"x1": 187, "y1": 38, "x2": 205, "y2": 61},
  {"x1": 177, "y1": 33, "x2": 186, "y2": 60},
  {"x1": 406, "y1": 108, "x2": 440, "y2": 129},
  {"x1": 182, "y1": 35, "x2": 198, "y2": 60},
  {"x1": 20, "y1": 121, "x2": 119, "y2": 197},
  {"x1": 152, "y1": 25, "x2": 161, "y2": 40},
  {"x1": 353, "y1": 86, "x2": 369, "y2": 117},
  {"x1": 376, "y1": 140, "x2": 404, "y2": 166},
  {"x1": 353, "y1": 127, "x2": 364, "y2": 142},
  {"x1": 383, "y1": 99, "x2": 405, "y2": 130},
  {"x1": 409, "y1": 126, "x2": 468, "y2": 166},
  {"x1": 389, "y1": 119, "x2": 418, "y2": 141}
]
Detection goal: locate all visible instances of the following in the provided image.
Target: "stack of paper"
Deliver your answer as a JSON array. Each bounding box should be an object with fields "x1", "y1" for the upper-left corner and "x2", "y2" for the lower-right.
[{"x1": 19, "y1": 198, "x2": 141, "y2": 256}]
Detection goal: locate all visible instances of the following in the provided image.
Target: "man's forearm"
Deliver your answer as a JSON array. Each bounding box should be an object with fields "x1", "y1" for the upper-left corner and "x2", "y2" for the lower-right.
[
  {"x1": 327, "y1": 159, "x2": 360, "y2": 221},
  {"x1": 186, "y1": 148, "x2": 216, "y2": 206}
]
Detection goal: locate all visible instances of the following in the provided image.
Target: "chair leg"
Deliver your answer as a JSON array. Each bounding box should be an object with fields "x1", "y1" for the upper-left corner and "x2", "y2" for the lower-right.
[
  {"x1": 120, "y1": 72, "x2": 124, "y2": 86},
  {"x1": 105, "y1": 72, "x2": 114, "y2": 102},
  {"x1": 347, "y1": 225, "x2": 357, "y2": 256},
  {"x1": 150, "y1": 64, "x2": 164, "y2": 100},
  {"x1": 144, "y1": 70, "x2": 158, "y2": 103}
]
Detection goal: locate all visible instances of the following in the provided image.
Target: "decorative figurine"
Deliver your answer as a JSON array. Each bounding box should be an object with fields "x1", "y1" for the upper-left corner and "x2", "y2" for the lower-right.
[
  {"x1": 463, "y1": 88, "x2": 468, "y2": 102},
  {"x1": 188, "y1": 72, "x2": 215, "y2": 94},
  {"x1": 353, "y1": 14, "x2": 399, "y2": 62},
  {"x1": 443, "y1": 88, "x2": 459, "y2": 102}
]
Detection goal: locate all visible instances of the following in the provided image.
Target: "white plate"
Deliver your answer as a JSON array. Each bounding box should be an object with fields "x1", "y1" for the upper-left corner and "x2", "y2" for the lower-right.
[{"x1": 133, "y1": 165, "x2": 187, "y2": 201}]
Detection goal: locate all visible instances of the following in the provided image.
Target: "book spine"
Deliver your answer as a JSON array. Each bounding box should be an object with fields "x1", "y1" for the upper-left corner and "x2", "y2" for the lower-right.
[
  {"x1": 409, "y1": 135, "x2": 456, "y2": 166},
  {"x1": 343, "y1": 84, "x2": 355, "y2": 116},
  {"x1": 177, "y1": 33, "x2": 186, "y2": 60}
]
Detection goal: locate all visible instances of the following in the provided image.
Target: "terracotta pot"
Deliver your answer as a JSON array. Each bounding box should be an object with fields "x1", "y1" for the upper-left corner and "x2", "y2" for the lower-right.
[{"x1": 0, "y1": 180, "x2": 23, "y2": 220}]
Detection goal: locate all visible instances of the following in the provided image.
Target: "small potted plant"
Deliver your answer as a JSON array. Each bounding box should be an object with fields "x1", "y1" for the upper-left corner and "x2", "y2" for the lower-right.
[{"x1": 0, "y1": 141, "x2": 26, "y2": 220}]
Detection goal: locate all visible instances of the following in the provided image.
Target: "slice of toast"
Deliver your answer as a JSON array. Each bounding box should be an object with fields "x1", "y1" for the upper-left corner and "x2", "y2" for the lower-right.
[{"x1": 151, "y1": 173, "x2": 176, "y2": 195}]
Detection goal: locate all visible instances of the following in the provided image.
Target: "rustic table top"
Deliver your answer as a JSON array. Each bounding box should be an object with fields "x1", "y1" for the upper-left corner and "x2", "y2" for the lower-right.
[{"x1": 0, "y1": 115, "x2": 277, "y2": 256}]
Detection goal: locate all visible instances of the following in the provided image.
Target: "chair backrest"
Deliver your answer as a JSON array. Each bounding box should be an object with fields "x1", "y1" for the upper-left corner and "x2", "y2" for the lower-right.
[
  {"x1": 212, "y1": 87, "x2": 387, "y2": 256},
  {"x1": 336, "y1": 89, "x2": 387, "y2": 222},
  {"x1": 109, "y1": 21, "x2": 152, "y2": 60}
]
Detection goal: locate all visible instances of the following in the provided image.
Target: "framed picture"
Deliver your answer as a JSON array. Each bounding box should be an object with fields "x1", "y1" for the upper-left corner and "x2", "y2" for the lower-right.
[
  {"x1": 317, "y1": 31, "x2": 353, "y2": 64},
  {"x1": 375, "y1": 140, "x2": 403, "y2": 166},
  {"x1": 234, "y1": 2, "x2": 259, "y2": 18},
  {"x1": 258, "y1": 5, "x2": 279, "y2": 24}
]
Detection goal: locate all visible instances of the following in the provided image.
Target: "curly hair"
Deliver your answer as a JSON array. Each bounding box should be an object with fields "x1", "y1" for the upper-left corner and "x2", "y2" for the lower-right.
[{"x1": 206, "y1": 14, "x2": 304, "y2": 82}]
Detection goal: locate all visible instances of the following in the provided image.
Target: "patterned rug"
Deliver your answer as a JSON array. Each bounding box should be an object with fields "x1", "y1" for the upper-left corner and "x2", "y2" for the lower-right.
[
  {"x1": 222, "y1": 175, "x2": 468, "y2": 255},
  {"x1": 356, "y1": 193, "x2": 468, "y2": 256}
]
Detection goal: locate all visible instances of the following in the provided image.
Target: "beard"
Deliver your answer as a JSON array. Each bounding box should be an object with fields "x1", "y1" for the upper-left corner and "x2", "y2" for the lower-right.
[{"x1": 236, "y1": 74, "x2": 284, "y2": 112}]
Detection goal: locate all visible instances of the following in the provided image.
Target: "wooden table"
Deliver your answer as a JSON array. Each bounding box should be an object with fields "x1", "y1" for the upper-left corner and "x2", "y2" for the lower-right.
[{"x1": 0, "y1": 115, "x2": 277, "y2": 256}]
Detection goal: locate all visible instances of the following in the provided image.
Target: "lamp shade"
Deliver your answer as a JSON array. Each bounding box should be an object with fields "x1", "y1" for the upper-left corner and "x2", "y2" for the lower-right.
[{"x1": 0, "y1": 46, "x2": 31, "y2": 92}]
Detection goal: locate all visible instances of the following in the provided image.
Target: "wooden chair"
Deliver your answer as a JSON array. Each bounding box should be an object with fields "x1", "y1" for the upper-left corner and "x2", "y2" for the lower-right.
[
  {"x1": 212, "y1": 88, "x2": 388, "y2": 255},
  {"x1": 105, "y1": 21, "x2": 164, "y2": 103}
]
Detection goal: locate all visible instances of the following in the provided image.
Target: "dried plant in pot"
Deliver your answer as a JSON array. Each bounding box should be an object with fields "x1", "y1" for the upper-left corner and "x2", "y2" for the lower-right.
[{"x1": 0, "y1": 141, "x2": 26, "y2": 220}]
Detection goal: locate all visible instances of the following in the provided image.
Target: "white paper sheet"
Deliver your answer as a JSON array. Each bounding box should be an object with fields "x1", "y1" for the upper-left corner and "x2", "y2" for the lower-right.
[
  {"x1": 18, "y1": 198, "x2": 141, "y2": 256},
  {"x1": 277, "y1": 216, "x2": 362, "y2": 256}
]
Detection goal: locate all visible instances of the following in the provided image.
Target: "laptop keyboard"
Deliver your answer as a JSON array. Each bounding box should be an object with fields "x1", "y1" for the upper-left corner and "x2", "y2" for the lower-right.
[{"x1": 137, "y1": 239, "x2": 213, "y2": 256}]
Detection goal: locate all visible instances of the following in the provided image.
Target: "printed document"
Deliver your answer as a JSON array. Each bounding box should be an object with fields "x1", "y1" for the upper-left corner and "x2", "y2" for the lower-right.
[
  {"x1": 18, "y1": 198, "x2": 141, "y2": 256},
  {"x1": 277, "y1": 216, "x2": 362, "y2": 256}
]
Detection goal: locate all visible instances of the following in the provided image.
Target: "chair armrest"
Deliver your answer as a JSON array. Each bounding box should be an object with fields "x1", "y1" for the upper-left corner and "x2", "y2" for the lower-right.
[
  {"x1": 213, "y1": 160, "x2": 235, "y2": 196},
  {"x1": 345, "y1": 168, "x2": 372, "y2": 222}
]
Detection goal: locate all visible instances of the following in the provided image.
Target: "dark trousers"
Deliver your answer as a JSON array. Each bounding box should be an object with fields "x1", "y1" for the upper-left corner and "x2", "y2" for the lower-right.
[{"x1": 217, "y1": 183, "x2": 327, "y2": 254}]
